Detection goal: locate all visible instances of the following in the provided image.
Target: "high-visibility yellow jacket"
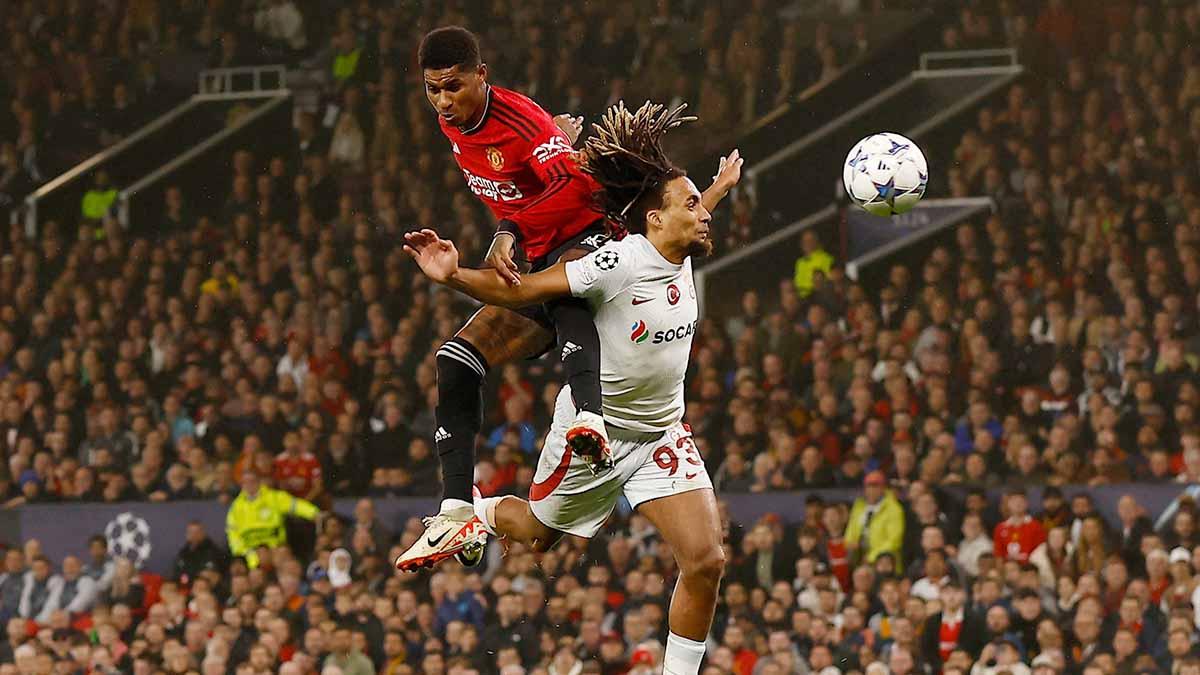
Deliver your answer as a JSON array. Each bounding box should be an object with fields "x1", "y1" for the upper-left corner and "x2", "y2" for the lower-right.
[
  {"x1": 226, "y1": 486, "x2": 318, "y2": 568},
  {"x1": 845, "y1": 490, "x2": 906, "y2": 572},
  {"x1": 793, "y1": 249, "x2": 834, "y2": 297},
  {"x1": 81, "y1": 188, "x2": 117, "y2": 220},
  {"x1": 333, "y1": 48, "x2": 361, "y2": 82}
]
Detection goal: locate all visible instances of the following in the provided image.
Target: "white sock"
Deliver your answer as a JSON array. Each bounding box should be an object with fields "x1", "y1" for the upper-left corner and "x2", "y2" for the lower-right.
[
  {"x1": 664, "y1": 631, "x2": 706, "y2": 675},
  {"x1": 473, "y1": 496, "x2": 505, "y2": 536},
  {"x1": 440, "y1": 498, "x2": 472, "y2": 514}
]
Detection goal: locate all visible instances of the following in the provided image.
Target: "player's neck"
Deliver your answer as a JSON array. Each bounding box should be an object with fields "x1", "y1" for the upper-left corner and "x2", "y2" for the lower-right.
[
  {"x1": 645, "y1": 232, "x2": 686, "y2": 265},
  {"x1": 459, "y1": 85, "x2": 491, "y2": 131}
]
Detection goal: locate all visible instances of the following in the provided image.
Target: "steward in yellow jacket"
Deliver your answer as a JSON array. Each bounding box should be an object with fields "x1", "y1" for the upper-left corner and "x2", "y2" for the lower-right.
[
  {"x1": 845, "y1": 471, "x2": 906, "y2": 572},
  {"x1": 226, "y1": 471, "x2": 319, "y2": 568}
]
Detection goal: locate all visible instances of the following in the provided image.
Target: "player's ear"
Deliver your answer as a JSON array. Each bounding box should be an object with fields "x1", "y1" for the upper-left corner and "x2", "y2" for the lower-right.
[
  {"x1": 476, "y1": 63, "x2": 488, "y2": 82},
  {"x1": 646, "y1": 208, "x2": 662, "y2": 231}
]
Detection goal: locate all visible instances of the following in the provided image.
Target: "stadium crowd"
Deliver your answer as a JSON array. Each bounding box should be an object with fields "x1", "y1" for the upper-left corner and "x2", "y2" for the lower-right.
[
  {"x1": 0, "y1": 0, "x2": 874, "y2": 220},
  {"x1": 1, "y1": 0, "x2": 1200, "y2": 674}
]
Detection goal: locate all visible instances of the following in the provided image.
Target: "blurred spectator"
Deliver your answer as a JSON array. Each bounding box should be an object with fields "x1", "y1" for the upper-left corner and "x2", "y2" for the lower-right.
[
  {"x1": 17, "y1": 557, "x2": 60, "y2": 624},
  {"x1": 994, "y1": 489, "x2": 1048, "y2": 564},
  {"x1": 488, "y1": 398, "x2": 538, "y2": 456},
  {"x1": 80, "y1": 171, "x2": 117, "y2": 222},
  {"x1": 845, "y1": 471, "x2": 905, "y2": 570},
  {"x1": 172, "y1": 521, "x2": 229, "y2": 585},
  {"x1": 0, "y1": 550, "x2": 24, "y2": 623},
  {"x1": 225, "y1": 470, "x2": 319, "y2": 569},
  {"x1": 324, "y1": 627, "x2": 374, "y2": 675},
  {"x1": 793, "y1": 230, "x2": 835, "y2": 298},
  {"x1": 50, "y1": 556, "x2": 97, "y2": 615},
  {"x1": 273, "y1": 431, "x2": 323, "y2": 501}
]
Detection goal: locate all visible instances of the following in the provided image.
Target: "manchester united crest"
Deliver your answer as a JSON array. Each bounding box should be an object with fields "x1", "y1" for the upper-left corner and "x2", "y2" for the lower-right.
[{"x1": 486, "y1": 146, "x2": 504, "y2": 171}]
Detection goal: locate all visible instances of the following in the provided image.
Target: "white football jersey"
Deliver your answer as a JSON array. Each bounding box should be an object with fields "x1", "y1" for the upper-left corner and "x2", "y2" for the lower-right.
[{"x1": 565, "y1": 234, "x2": 697, "y2": 432}]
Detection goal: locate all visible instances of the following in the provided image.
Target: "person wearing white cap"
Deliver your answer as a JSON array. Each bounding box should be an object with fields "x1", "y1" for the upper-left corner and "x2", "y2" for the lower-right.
[
  {"x1": 328, "y1": 549, "x2": 353, "y2": 590},
  {"x1": 1173, "y1": 545, "x2": 1200, "y2": 630}
]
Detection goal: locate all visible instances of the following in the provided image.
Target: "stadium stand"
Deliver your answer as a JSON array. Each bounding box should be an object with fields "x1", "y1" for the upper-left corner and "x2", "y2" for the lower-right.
[{"x1": 1, "y1": 0, "x2": 1200, "y2": 674}]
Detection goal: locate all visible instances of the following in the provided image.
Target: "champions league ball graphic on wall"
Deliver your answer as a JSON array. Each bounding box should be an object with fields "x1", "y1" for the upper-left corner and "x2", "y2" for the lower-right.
[{"x1": 105, "y1": 512, "x2": 153, "y2": 569}]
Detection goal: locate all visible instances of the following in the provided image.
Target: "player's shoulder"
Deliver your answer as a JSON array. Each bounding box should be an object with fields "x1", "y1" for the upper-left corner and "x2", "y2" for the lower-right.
[
  {"x1": 588, "y1": 235, "x2": 648, "y2": 270},
  {"x1": 592, "y1": 233, "x2": 641, "y2": 257},
  {"x1": 491, "y1": 86, "x2": 552, "y2": 121},
  {"x1": 490, "y1": 86, "x2": 557, "y2": 141}
]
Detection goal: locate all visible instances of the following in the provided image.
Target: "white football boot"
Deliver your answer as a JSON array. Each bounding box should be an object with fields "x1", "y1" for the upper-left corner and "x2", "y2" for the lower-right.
[{"x1": 394, "y1": 502, "x2": 487, "y2": 572}]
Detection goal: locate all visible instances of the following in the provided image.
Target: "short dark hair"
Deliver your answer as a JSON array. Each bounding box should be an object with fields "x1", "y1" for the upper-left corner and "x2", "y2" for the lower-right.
[
  {"x1": 418, "y1": 27, "x2": 481, "y2": 71},
  {"x1": 1014, "y1": 587, "x2": 1039, "y2": 601}
]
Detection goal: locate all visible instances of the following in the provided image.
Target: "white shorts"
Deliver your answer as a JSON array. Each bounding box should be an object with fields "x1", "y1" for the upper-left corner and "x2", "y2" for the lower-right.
[{"x1": 529, "y1": 388, "x2": 713, "y2": 538}]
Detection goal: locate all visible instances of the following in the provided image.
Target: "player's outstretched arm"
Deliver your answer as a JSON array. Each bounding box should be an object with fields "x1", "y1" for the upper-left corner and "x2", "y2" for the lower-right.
[
  {"x1": 404, "y1": 229, "x2": 571, "y2": 309},
  {"x1": 701, "y1": 148, "x2": 744, "y2": 213}
]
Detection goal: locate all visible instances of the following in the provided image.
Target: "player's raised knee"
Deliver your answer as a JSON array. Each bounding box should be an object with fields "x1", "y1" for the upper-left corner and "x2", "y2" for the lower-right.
[
  {"x1": 681, "y1": 543, "x2": 726, "y2": 583},
  {"x1": 436, "y1": 337, "x2": 488, "y2": 380}
]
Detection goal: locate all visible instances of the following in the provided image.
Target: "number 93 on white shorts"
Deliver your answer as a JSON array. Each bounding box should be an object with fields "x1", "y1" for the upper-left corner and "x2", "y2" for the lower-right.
[{"x1": 528, "y1": 395, "x2": 712, "y2": 539}]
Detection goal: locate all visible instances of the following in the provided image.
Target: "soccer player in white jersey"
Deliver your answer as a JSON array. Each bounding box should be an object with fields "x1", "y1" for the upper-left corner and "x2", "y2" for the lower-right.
[{"x1": 404, "y1": 102, "x2": 743, "y2": 675}]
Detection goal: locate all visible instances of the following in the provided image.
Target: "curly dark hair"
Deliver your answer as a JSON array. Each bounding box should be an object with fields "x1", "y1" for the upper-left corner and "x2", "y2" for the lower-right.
[
  {"x1": 418, "y1": 26, "x2": 481, "y2": 71},
  {"x1": 580, "y1": 101, "x2": 695, "y2": 234}
]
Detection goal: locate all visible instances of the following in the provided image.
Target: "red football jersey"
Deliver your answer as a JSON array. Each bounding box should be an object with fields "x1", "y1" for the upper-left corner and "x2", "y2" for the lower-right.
[
  {"x1": 993, "y1": 515, "x2": 1047, "y2": 562},
  {"x1": 273, "y1": 452, "x2": 321, "y2": 497},
  {"x1": 938, "y1": 614, "x2": 964, "y2": 661},
  {"x1": 826, "y1": 536, "x2": 851, "y2": 592},
  {"x1": 439, "y1": 85, "x2": 601, "y2": 260}
]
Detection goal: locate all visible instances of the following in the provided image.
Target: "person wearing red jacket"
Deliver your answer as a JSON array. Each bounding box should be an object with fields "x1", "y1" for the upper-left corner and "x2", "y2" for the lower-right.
[{"x1": 993, "y1": 488, "x2": 1047, "y2": 563}]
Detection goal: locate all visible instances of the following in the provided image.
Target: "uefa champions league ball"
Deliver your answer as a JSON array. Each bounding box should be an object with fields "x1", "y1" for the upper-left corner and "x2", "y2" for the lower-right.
[{"x1": 843, "y1": 133, "x2": 928, "y2": 216}]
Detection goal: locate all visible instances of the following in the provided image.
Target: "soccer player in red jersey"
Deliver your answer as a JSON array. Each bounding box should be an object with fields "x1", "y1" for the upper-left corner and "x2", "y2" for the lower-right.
[{"x1": 395, "y1": 26, "x2": 615, "y2": 570}]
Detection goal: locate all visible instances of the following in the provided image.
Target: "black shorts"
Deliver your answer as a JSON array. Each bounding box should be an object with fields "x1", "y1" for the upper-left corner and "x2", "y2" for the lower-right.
[{"x1": 514, "y1": 219, "x2": 609, "y2": 332}]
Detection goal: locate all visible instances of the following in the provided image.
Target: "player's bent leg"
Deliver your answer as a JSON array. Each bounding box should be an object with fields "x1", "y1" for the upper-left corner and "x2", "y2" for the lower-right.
[
  {"x1": 397, "y1": 306, "x2": 552, "y2": 573},
  {"x1": 548, "y1": 245, "x2": 611, "y2": 472},
  {"x1": 475, "y1": 494, "x2": 565, "y2": 553},
  {"x1": 548, "y1": 296, "x2": 611, "y2": 472},
  {"x1": 456, "y1": 303, "x2": 556, "y2": 368},
  {"x1": 636, "y1": 487, "x2": 725, "y2": 675},
  {"x1": 435, "y1": 306, "x2": 551, "y2": 505}
]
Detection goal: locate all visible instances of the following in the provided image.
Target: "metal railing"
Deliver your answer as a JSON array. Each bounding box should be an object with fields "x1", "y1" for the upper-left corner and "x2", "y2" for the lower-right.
[
  {"x1": 695, "y1": 204, "x2": 838, "y2": 314},
  {"x1": 697, "y1": 48, "x2": 1024, "y2": 311},
  {"x1": 17, "y1": 65, "x2": 289, "y2": 237},
  {"x1": 197, "y1": 65, "x2": 288, "y2": 99},
  {"x1": 919, "y1": 47, "x2": 1019, "y2": 71},
  {"x1": 746, "y1": 48, "x2": 1022, "y2": 187},
  {"x1": 745, "y1": 75, "x2": 918, "y2": 181},
  {"x1": 844, "y1": 197, "x2": 996, "y2": 280},
  {"x1": 21, "y1": 98, "x2": 201, "y2": 237},
  {"x1": 116, "y1": 94, "x2": 291, "y2": 228}
]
